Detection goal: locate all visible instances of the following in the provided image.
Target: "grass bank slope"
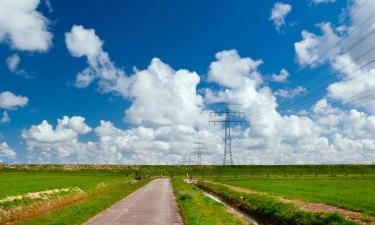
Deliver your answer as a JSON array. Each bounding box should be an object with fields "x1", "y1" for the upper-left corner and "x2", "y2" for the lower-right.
[
  {"x1": 198, "y1": 181, "x2": 357, "y2": 225},
  {"x1": 172, "y1": 179, "x2": 248, "y2": 225}
]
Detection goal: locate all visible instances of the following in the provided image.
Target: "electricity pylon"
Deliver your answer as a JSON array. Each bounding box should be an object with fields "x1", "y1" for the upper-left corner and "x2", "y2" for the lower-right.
[
  {"x1": 193, "y1": 142, "x2": 206, "y2": 166},
  {"x1": 209, "y1": 103, "x2": 246, "y2": 166}
]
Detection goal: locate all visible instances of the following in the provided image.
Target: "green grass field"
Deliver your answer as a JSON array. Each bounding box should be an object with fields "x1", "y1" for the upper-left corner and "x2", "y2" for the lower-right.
[
  {"x1": 0, "y1": 170, "x2": 149, "y2": 224},
  {"x1": 214, "y1": 177, "x2": 375, "y2": 216},
  {"x1": 198, "y1": 181, "x2": 356, "y2": 225},
  {"x1": 172, "y1": 179, "x2": 247, "y2": 225},
  {"x1": 21, "y1": 179, "x2": 149, "y2": 225},
  {"x1": 0, "y1": 172, "x2": 127, "y2": 198},
  {"x1": 2, "y1": 164, "x2": 375, "y2": 177},
  {"x1": 0, "y1": 164, "x2": 374, "y2": 224}
]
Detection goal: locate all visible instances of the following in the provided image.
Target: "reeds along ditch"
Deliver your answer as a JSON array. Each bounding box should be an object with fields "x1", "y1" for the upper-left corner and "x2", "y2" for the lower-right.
[{"x1": 196, "y1": 181, "x2": 358, "y2": 225}]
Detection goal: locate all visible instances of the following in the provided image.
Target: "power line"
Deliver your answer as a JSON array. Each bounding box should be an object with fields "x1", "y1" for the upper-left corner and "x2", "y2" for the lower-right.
[
  {"x1": 233, "y1": 5, "x2": 375, "y2": 126},
  {"x1": 284, "y1": 0, "x2": 373, "y2": 84},
  {"x1": 249, "y1": 31, "x2": 375, "y2": 124},
  {"x1": 249, "y1": 56, "x2": 375, "y2": 126}
]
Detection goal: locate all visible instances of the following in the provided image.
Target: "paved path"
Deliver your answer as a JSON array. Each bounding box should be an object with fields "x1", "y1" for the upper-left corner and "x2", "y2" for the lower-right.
[{"x1": 84, "y1": 179, "x2": 183, "y2": 225}]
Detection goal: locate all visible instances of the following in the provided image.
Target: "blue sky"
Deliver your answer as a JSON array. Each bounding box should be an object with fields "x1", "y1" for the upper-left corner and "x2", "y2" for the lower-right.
[{"x1": 1, "y1": 0, "x2": 375, "y2": 164}]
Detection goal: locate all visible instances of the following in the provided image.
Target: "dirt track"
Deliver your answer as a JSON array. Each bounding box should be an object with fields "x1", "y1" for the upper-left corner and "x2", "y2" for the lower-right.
[{"x1": 84, "y1": 179, "x2": 183, "y2": 225}]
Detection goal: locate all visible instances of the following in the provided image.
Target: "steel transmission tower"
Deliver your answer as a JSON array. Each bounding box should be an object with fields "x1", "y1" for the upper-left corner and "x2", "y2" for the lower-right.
[
  {"x1": 193, "y1": 142, "x2": 206, "y2": 166},
  {"x1": 209, "y1": 103, "x2": 246, "y2": 166}
]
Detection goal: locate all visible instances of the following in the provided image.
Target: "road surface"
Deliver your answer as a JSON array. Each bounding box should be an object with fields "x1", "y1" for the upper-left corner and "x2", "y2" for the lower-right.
[{"x1": 84, "y1": 179, "x2": 183, "y2": 225}]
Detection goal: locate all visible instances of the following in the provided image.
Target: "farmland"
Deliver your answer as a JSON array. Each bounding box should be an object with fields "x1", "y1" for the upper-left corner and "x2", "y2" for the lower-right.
[
  {"x1": 0, "y1": 167, "x2": 149, "y2": 224},
  {"x1": 214, "y1": 177, "x2": 375, "y2": 216},
  {"x1": 0, "y1": 172, "x2": 127, "y2": 199},
  {"x1": 0, "y1": 164, "x2": 374, "y2": 224}
]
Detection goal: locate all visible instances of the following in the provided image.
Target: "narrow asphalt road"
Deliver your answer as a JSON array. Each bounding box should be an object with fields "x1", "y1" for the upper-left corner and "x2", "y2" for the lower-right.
[{"x1": 84, "y1": 178, "x2": 183, "y2": 225}]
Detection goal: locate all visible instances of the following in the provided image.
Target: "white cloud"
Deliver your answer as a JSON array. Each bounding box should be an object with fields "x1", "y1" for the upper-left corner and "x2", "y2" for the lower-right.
[
  {"x1": 66, "y1": 25, "x2": 207, "y2": 128},
  {"x1": 310, "y1": 0, "x2": 336, "y2": 4},
  {"x1": 65, "y1": 25, "x2": 103, "y2": 58},
  {"x1": 22, "y1": 117, "x2": 222, "y2": 164},
  {"x1": 44, "y1": 0, "x2": 53, "y2": 13},
  {"x1": 22, "y1": 116, "x2": 91, "y2": 143},
  {"x1": 0, "y1": 142, "x2": 16, "y2": 160},
  {"x1": 65, "y1": 25, "x2": 129, "y2": 91},
  {"x1": 22, "y1": 116, "x2": 92, "y2": 159},
  {"x1": 0, "y1": 91, "x2": 28, "y2": 110},
  {"x1": 0, "y1": 0, "x2": 52, "y2": 51},
  {"x1": 1, "y1": 111, "x2": 10, "y2": 123},
  {"x1": 62, "y1": 27, "x2": 375, "y2": 164},
  {"x1": 294, "y1": 23, "x2": 341, "y2": 67},
  {"x1": 275, "y1": 86, "x2": 306, "y2": 98},
  {"x1": 206, "y1": 50, "x2": 319, "y2": 141},
  {"x1": 269, "y1": 2, "x2": 292, "y2": 30},
  {"x1": 271, "y1": 68, "x2": 289, "y2": 82},
  {"x1": 6, "y1": 54, "x2": 20, "y2": 72},
  {"x1": 207, "y1": 49, "x2": 263, "y2": 89},
  {"x1": 125, "y1": 58, "x2": 206, "y2": 127},
  {"x1": 293, "y1": 0, "x2": 375, "y2": 114}
]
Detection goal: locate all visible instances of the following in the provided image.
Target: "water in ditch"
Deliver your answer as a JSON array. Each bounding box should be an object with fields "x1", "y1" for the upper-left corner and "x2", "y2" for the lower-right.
[{"x1": 203, "y1": 191, "x2": 259, "y2": 225}]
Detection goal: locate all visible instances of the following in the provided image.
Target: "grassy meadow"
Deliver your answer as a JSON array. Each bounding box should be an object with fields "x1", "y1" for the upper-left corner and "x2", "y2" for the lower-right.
[
  {"x1": 0, "y1": 167, "x2": 150, "y2": 224},
  {"x1": 214, "y1": 177, "x2": 375, "y2": 216},
  {"x1": 0, "y1": 172, "x2": 127, "y2": 198},
  {"x1": 0, "y1": 164, "x2": 374, "y2": 224},
  {"x1": 197, "y1": 181, "x2": 357, "y2": 225},
  {"x1": 21, "y1": 179, "x2": 149, "y2": 225}
]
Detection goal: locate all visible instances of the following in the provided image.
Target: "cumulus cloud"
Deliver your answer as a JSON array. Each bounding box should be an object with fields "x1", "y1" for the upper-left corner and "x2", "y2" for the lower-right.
[
  {"x1": 269, "y1": 2, "x2": 292, "y2": 30},
  {"x1": 0, "y1": 0, "x2": 52, "y2": 51},
  {"x1": 293, "y1": 0, "x2": 375, "y2": 113},
  {"x1": 0, "y1": 91, "x2": 28, "y2": 110},
  {"x1": 22, "y1": 117, "x2": 222, "y2": 164},
  {"x1": 22, "y1": 116, "x2": 92, "y2": 159},
  {"x1": 1, "y1": 111, "x2": 10, "y2": 124},
  {"x1": 124, "y1": 58, "x2": 206, "y2": 127},
  {"x1": 6, "y1": 54, "x2": 20, "y2": 72},
  {"x1": 62, "y1": 23, "x2": 375, "y2": 164},
  {"x1": 310, "y1": 0, "x2": 336, "y2": 4},
  {"x1": 275, "y1": 86, "x2": 306, "y2": 98},
  {"x1": 294, "y1": 23, "x2": 341, "y2": 67},
  {"x1": 66, "y1": 25, "x2": 207, "y2": 128},
  {"x1": 208, "y1": 49, "x2": 263, "y2": 89},
  {"x1": 65, "y1": 25, "x2": 129, "y2": 91},
  {"x1": 271, "y1": 68, "x2": 289, "y2": 82},
  {"x1": 0, "y1": 142, "x2": 16, "y2": 160},
  {"x1": 206, "y1": 50, "x2": 318, "y2": 141}
]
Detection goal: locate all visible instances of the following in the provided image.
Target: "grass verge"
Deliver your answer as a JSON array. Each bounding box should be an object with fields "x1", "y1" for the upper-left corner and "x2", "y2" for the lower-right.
[
  {"x1": 197, "y1": 181, "x2": 357, "y2": 225},
  {"x1": 17, "y1": 179, "x2": 149, "y2": 225},
  {"x1": 172, "y1": 179, "x2": 247, "y2": 225}
]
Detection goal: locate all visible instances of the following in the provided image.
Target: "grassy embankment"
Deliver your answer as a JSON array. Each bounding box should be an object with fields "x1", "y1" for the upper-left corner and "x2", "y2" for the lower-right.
[
  {"x1": 21, "y1": 179, "x2": 148, "y2": 225},
  {"x1": 0, "y1": 171, "x2": 149, "y2": 224},
  {"x1": 197, "y1": 181, "x2": 357, "y2": 225},
  {"x1": 214, "y1": 177, "x2": 375, "y2": 216},
  {"x1": 172, "y1": 179, "x2": 248, "y2": 225}
]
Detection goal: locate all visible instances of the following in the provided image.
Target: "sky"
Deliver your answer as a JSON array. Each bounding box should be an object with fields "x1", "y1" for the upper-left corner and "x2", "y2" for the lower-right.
[{"x1": 1, "y1": 0, "x2": 375, "y2": 164}]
